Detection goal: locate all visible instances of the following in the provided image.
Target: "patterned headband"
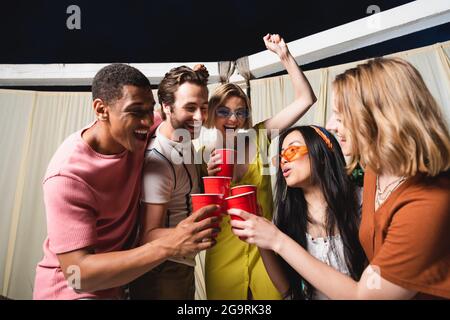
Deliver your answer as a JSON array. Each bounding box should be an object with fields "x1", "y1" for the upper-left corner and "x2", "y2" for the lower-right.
[{"x1": 311, "y1": 126, "x2": 333, "y2": 149}]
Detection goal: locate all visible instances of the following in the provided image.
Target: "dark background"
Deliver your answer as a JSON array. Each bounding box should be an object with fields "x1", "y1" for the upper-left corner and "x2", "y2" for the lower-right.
[{"x1": 0, "y1": 0, "x2": 449, "y2": 90}]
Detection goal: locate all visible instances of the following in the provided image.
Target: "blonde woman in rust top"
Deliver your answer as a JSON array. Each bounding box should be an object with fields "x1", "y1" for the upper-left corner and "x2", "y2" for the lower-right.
[{"x1": 229, "y1": 57, "x2": 450, "y2": 299}]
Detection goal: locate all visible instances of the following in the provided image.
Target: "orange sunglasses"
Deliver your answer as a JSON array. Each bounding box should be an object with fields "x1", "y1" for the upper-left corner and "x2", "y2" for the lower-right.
[{"x1": 272, "y1": 145, "x2": 308, "y2": 166}]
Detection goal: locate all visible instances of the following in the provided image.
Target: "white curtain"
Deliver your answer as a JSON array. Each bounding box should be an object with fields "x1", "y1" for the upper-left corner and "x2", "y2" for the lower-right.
[
  {"x1": 250, "y1": 68, "x2": 324, "y2": 126},
  {"x1": 1, "y1": 40, "x2": 449, "y2": 300},
  {"x1": 251, "y1": 42, "x2": 450, "y2": 128},
  {"x1": 0, "y1": 91, "x2": 94, "y2": 299},
  {"x1": 391, "y1": 44, "x2": 450, "y2": 124},
  {"x1": 0, "y1": 90, "x2": 36, "y2": 296}
]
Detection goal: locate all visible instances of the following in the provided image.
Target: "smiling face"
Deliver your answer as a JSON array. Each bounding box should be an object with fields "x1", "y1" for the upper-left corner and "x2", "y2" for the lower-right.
[
  {"x1": 325, "y1": 90, "x2": 353, "y2": 157},
  {"x1": 164, "y1": 82, "x2": 208, "y2": 140},
  {"x1": 106, "y1": 85, "x2": 155, "y2": 153},
  {"x1": 280, "y1": 130, "x2": 312, "y2": 188},
  {"x1": 214, "y1": 95, "x2": 248, "y2": 138}
]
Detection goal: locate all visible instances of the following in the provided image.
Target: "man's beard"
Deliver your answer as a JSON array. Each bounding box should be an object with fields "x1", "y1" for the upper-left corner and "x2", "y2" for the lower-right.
[
  {"x1": 169, "y1": 113, "x2": 185, "y2": 131},
  {"x1": 169, "y1": 114, "x2": 201, "y2": 141}
]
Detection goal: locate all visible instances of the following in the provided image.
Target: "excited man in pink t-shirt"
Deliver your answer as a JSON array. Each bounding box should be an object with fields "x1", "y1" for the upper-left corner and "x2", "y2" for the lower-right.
[{"x1": 33, "y1": 64, "x2": 220, "y2": 300}]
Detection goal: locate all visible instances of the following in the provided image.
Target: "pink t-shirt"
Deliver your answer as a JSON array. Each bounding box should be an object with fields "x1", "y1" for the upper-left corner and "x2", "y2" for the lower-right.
[{"x1": 33, "y1": 122, "x2": 146, "y2": 300}]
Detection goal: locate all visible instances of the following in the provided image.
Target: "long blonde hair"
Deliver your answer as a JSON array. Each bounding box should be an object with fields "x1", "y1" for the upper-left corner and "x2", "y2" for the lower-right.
[
  {"x1": 333, "y1": 57, "x2": 450, "y2": 177},
  {"x1": 205, "y1": 83, "x2": 252, "y2": 129}
]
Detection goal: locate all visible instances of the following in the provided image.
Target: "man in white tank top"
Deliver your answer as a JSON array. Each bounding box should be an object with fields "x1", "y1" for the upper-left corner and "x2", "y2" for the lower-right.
[{"x1": 129, "y1": 65, "x2": 211, "y2": 299}]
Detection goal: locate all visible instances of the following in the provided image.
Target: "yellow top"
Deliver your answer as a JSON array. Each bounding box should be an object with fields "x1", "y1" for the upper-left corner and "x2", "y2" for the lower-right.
[{"x1": 204, "y1": 122, "x2": 282, "y2": 300}]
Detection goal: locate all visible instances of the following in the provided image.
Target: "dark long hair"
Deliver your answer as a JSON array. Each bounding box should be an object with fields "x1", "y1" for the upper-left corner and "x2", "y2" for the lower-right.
[{"x1": 273, "y1": 126, "x2": 366, "y2": 299}]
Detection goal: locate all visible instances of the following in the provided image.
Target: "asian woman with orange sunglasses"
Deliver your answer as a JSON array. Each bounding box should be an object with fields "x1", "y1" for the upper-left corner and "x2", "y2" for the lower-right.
[
  {"x1": 231, "y1": 58, "x2": 450, "y2": 299},
  {"x1": 232, "y1": 125, "x2": 366, "y2": 299}
]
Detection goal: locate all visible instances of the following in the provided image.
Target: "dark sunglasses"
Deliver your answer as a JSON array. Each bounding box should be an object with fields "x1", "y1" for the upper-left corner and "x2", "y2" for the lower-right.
[{"x1": 215, "y1": 106, "x2": 249, "y2": 120}]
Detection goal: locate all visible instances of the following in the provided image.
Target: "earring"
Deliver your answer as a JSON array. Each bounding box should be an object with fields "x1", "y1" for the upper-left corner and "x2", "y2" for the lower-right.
[{"x1": 98, "y1": 114, "x2": 107, "y2": 121}]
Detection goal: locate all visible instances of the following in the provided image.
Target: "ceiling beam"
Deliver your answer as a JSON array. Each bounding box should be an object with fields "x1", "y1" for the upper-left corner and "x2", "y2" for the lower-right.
[{"x1": 0, "y1": 62, "x2": 222, "y2": 86}]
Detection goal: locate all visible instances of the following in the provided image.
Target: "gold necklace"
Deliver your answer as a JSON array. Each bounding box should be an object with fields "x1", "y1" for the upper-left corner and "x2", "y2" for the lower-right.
[{"x1": 376, "y1": 175, "x2": 406, "y2": 208}]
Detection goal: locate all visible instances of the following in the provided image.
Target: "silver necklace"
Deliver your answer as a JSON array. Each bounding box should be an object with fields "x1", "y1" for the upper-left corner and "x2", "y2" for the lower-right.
[{"x1": 376, "y1": 175, "x2": 406, "y2": 208}]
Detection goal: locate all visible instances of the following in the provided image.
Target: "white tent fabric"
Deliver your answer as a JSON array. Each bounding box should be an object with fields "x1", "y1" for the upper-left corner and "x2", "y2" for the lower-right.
[
  {"x1": 251, "y1": 68, "x2": 325, "y2": 126},
  {"x1": 1, "y1": 40, "x2": 449, "y2": 299},
  {"x1": 0, "y1": 90, "x2": 36, "y2": 295},
  {"x1": 1, "y1": 91, "x2": 94, "y2": 298},
  {"x1": 251, "y1": 42, "x2": 450, "y2": 127}
]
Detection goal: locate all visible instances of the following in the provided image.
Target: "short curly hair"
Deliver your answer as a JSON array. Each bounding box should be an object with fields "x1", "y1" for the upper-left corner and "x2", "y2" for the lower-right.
[
  {"x1": 157, "y1": 65, "x2": 209, "y2": 120},
  {"x1": 92, "y1": 63, "x2": 151, "y2": 104}
]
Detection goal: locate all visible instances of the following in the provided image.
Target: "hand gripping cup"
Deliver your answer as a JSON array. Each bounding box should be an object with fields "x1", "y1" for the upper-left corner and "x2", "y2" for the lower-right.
[
  {"x1": 214, "y1": 149, "x2": 236, "y2": 178},
  {"x1": 191, "y1": 193, "x2": 224, "y2": 222},
  {"x1": 225, "y1": 191, "x2": 258, "y2": 222},
  {"x1": 203, "y1": 176, "x2": 232, "y2": 197}
]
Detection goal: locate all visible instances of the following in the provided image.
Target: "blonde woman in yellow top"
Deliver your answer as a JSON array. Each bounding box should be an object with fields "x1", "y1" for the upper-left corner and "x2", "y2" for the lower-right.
[{"x1": 203, "y1": 33, "x2": 316, "y2": 299}]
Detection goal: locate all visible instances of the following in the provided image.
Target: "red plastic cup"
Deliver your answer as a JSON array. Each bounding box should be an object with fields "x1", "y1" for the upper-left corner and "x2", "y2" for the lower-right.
[
  {"x1": 191, "y1": 194, "x2": 224, "y2": 219},
  {"x1": 231, "y1": 185, "x2": 258, "y2": 215},
  {"x1": 231, "y1": 184, "x2": 257, "y2": 202},
  {"x1": 214, "y1": 149, "x2": 236, "y2": 178},
  {"x1": 225, "y1": 191, "x2": 258, "y2": 222},
  {"x1": 203, "y1": 176, "x2": 232, "y2": 197}
]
